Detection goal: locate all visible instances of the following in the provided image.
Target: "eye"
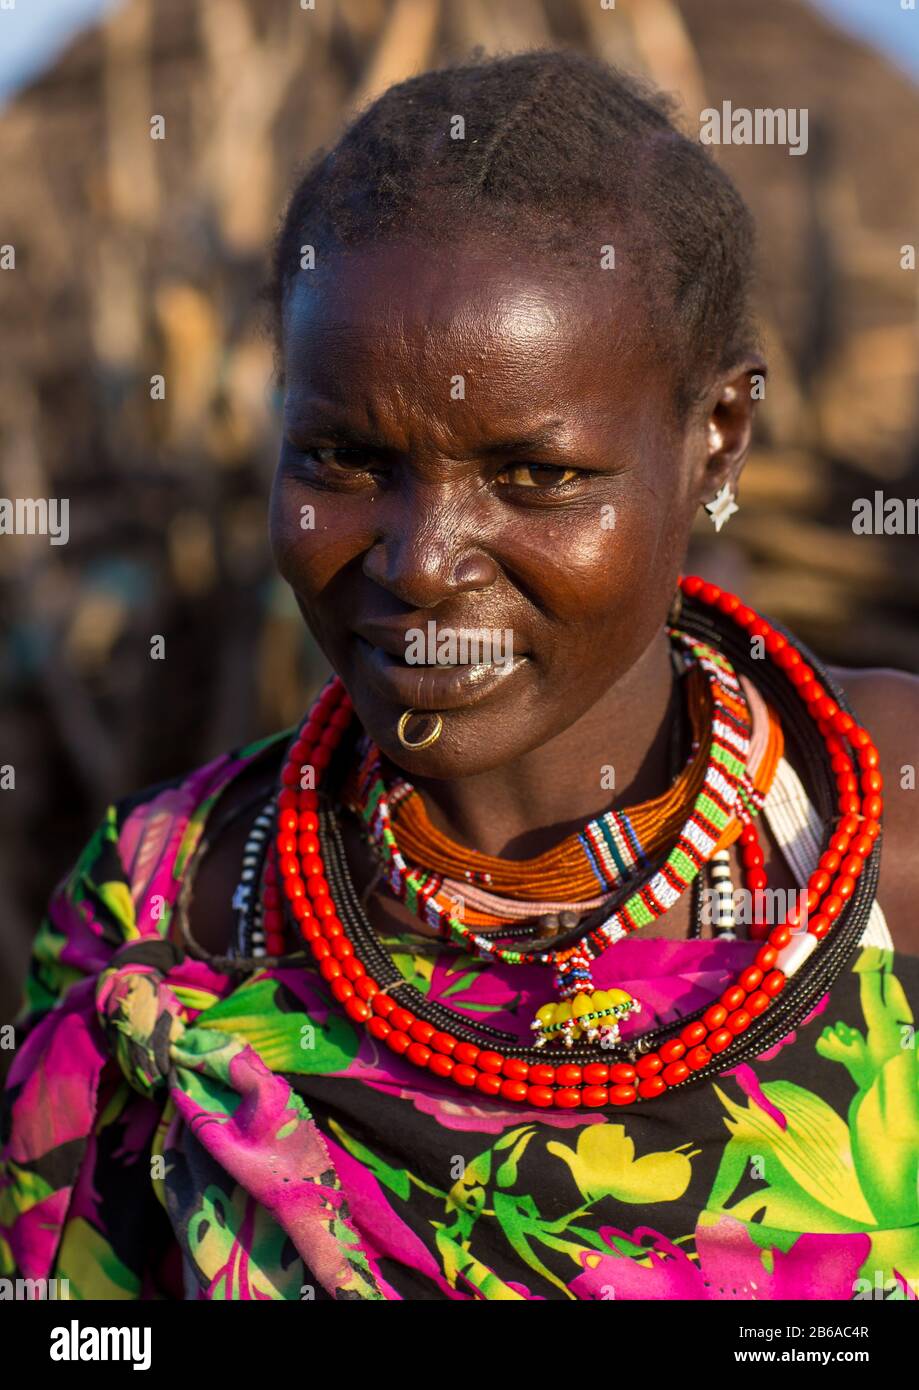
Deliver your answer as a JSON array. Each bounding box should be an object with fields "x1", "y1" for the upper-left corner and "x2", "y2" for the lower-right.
[
  {"x1": 284, "y1": 444, "x2": 382, "y2": 484},
  {"x1": 305, "y1": 447, "x2": 371, "y2": 471},
  {"x1": 496, "y1": 463, "x2": 581, "y2": 489}
]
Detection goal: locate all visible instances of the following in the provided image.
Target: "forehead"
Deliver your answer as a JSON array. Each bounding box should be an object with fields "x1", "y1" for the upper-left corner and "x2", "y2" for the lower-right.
[{"x1": 281, "y1": 239, "x2": 672, "y2": 434}]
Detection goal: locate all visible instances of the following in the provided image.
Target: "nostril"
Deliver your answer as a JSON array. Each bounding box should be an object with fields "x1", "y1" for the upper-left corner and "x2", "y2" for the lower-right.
[
  {"x1": 453, "y1": 552, "x2": 500, "y2": 589},
  {"x1": 361, "y1": 536, "x2": 498, "y2": 607}
]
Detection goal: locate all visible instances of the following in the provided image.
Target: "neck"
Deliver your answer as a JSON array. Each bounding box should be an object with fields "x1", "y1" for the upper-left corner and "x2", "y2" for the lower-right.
[{"x1": 401, "y1": 626, "x2": 680, "y2": 858}]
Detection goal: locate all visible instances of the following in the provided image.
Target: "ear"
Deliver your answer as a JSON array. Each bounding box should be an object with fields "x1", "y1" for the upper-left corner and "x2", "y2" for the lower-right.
[{"x1": 696, "y1": 359, "x2": 767, "y2": 505}]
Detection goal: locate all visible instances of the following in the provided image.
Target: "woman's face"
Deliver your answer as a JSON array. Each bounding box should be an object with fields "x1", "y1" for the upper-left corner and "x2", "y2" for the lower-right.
[{"x1": 270, "y1": 238, "x2": 734, "y2": 776}]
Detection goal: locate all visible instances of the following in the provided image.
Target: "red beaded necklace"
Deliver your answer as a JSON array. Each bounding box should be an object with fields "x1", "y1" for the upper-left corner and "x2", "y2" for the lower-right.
[{"x1": 269, "y1": 577, "x2": 883, "y2": 1109}]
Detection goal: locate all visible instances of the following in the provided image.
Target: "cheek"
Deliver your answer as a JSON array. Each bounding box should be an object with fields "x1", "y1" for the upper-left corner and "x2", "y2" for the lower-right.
[
  {"x1": 507, "y1": 491, "x2": 677, "y2": 628},
  {"x1": 268, "y1": 475, "x2": 360, "y2": 597}
]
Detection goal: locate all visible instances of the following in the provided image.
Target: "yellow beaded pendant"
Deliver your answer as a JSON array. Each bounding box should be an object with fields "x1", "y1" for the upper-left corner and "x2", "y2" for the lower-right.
[{"x1": 530, "y1": 987, "x2": 642, "y2": 1049}]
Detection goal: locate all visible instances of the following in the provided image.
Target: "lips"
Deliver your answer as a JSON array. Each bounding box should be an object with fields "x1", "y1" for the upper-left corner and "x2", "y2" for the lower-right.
[{"x1": 353, "y1": 635, "x2": 529, "y2": 710}]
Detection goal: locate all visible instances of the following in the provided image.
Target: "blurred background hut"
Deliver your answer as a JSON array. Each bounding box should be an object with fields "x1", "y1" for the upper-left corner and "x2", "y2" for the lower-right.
[{"x1": 1, "y1": 0, "x2": 918, "y2": 1030}]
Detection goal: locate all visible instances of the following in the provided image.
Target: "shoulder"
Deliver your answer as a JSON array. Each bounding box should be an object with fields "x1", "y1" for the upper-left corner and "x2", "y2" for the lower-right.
[
  {"x1": 826, "y1": 663, "x2": 919, "y2": 955},
  {"x1": 827, "y1": 662, "x2": 919, "y2": 724},
  {"x1": 115, "y1": 729, "x2": 291, "y2": 831},
  {"x1": 41, "y1": 730, "x2": 290, "y2": 984},
  {"x1": 826, "y1": 663, "x2": 919, "y2": 790},
  {"x1": 109, "y1": 729, "x2": 290, "y2": 878}
]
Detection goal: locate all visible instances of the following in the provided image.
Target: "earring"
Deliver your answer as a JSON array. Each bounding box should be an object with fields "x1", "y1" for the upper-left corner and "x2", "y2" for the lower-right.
[{"x1": 704, "y1": 482, "x2": 739, "y2": 533}]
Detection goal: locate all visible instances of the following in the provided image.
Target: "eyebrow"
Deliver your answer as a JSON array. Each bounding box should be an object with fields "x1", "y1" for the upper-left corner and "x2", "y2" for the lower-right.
[
  {"x1": 285, "y1": 411, "x2": 570, "y2": 458},
  {"x1": 475, "y1": 425, "x2": 569, "y2": 458}
]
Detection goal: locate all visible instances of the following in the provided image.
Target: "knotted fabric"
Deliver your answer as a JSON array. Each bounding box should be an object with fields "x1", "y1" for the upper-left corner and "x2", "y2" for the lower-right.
[
  {"x1": 95, "y1": 940, "x2": 189, "y2": 1099},
  {"x1": 0, "y1": 742, "x2": 383, "y2": 1299}
]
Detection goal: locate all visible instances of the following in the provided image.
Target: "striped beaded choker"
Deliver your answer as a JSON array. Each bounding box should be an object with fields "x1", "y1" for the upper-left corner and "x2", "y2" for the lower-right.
[{"x1": 269, "y1": 577, "x2": 883, "y2": 1108}]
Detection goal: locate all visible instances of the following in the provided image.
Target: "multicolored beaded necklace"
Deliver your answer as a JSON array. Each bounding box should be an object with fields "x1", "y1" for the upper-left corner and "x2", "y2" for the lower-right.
[{"x1": 264, "y1": 576, "x2": 883, "y2": 1109}]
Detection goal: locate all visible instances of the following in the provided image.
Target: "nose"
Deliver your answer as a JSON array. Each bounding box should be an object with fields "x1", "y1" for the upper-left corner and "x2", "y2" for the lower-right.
[{"x1": 361, "y1": 487, "x2": 499, "y2": 608}]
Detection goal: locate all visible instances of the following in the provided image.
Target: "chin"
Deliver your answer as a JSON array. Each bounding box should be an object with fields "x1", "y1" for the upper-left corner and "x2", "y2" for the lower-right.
[{"x1": 346, "y1": 693, "x2": 535, "y2": 781}]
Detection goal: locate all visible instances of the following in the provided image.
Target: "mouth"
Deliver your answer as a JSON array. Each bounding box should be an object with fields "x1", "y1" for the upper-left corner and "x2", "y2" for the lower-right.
[{"x1": 353, "y1": 635, "x2": 530, "y2": 711}]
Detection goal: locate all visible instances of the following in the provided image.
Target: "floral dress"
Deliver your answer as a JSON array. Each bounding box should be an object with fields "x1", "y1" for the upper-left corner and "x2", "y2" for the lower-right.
[{"x1": 1, "y1": 729, "x2": 917, "y2": 1301}]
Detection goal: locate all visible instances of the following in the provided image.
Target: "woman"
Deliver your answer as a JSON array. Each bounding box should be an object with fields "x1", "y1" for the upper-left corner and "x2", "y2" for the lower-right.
[{"x1": 2, "y1": 49, "x2": 918, "y2": 1302}]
